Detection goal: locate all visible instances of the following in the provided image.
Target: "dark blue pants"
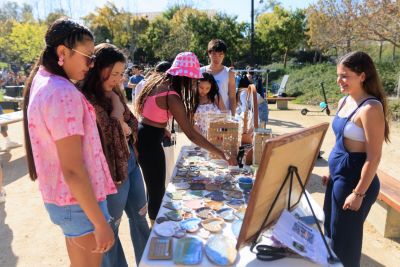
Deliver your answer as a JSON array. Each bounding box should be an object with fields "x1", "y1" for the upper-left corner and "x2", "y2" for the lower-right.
[{"x1": 324, "y1": 152, "x2": 380, "y2": 267}]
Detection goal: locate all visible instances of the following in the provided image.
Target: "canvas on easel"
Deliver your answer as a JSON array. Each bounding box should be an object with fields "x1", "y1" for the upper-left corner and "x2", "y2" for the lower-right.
[{"x1": 236, "y1": 123, "x2": 329, "y2": 249}]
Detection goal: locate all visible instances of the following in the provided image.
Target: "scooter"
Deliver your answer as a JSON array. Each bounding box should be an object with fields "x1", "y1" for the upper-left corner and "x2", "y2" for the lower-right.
[{"x1": 301, "y1": 82, "x2": 331, "y2": 116}]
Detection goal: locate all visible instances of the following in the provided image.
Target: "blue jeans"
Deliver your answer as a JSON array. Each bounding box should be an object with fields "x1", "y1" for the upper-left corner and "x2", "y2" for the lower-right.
[{"x1": 102, "y1": 146, "x2": 150, "y2": 267}]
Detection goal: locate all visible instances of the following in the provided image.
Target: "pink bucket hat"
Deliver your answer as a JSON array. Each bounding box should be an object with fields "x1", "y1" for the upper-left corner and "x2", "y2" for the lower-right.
[{"x1": 166, "y1": 52, "x2": 203, "y2": 79}]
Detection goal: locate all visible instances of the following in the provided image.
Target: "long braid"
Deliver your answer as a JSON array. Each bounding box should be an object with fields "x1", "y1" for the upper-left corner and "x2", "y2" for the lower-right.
[{"x1": 135, "y1": 72, "x2": 168, "y2": 116}]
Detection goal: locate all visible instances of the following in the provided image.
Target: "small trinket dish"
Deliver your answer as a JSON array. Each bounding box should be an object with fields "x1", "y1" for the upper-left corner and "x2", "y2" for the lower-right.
[
  {"x1": 216, "y1": 207, "x2": 236, "y2": 221},
  {"x1": 163, "y1": 201, "x2": 182, "y2": 211},
  {"x1": 173, "y1": 237, "x2": 203, "y2": 265},
  {"x1": 226, "y1": 199, "x2": 244, "y2": 209},
  {"x1": 222, "y1": 181, "x2": 236, "y2": 191},
  {"x1": 205, "y1": 183, "x2": 221, "y2": 191},
  {"x1": 205, "y1": 234, "x2": 238, "y2": 266},
  {"x1": 155, "y1": 216, "x2": 169, "y2": 224},
  {"x1": 204, "y1": 200, "x2": 224, "y2": 210},
  {"x1": 154, "y1": 221, "x2": 179, "y2": 237},
  {"x1": 195, "y1": 207, "x2": 214, "y2": 219},
  {"x1": 201, "y1": 218, "x2": 225, "y2": 232},
  {"x1": 228, "y1": 190, "x2": 243, "y2": 199},
  {"x1": 180, "y1": 218, "x2": 201, "y2": 232},
  {"x1": 165, "y1": 210, "x2": 183, "y2": 221},
  {"x1": 174, "y1": 182, "x2": 191, "y2": 190},
  {"x1": 190, "y1": 183, "x2": 205, "y2": 190},
  {"x1": 183, "y1": 199, "x2": 203, "y2": 210},
  {"x1": 166, "y1": 191, "x2": 184, "y2": 200}
]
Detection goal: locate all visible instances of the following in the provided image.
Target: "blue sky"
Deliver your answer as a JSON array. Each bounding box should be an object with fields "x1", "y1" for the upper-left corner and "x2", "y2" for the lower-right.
[{"x1": 8, "y1": 0, "x2": 315, "y2": 22}]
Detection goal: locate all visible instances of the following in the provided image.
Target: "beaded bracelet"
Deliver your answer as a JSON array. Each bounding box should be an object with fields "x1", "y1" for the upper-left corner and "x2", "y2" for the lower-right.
[{"x1": 352, "y1": 189, "x2": 366, "y2": 198}]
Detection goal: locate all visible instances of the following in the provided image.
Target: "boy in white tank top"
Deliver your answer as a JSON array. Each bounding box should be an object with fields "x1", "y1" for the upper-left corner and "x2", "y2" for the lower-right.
[{"x1": 200, "y1": 39, "x2": 236, "y2": 116}]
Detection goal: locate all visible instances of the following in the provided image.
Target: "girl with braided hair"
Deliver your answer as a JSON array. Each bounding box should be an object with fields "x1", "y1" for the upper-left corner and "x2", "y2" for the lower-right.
[
  {"x1": 135, "y1": 52, "x2": 235, "y2": 223},
  {"x1": 23, "y1": 18, "x2": 115, "y2": 266}
]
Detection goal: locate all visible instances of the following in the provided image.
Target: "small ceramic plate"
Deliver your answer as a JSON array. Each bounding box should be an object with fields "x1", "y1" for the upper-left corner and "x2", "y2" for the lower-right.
[
  {"x1": 205, "y1": 183, "x2": 222, "y2": 191},
  {"x1": 216, "y1": 207, "x2": 236, "y2": 221},
  {"x1": 165, "y1": 210, "x2": 183, "y2": 221},
  {"x1": 163, "y1": 201, "x2": 182, "y2": 211},
  {"x1": 190, "y1": 183, "x2": 206, "y2": 190},
  {"x1": 155, "y1": 216, "x2": 169, "y2": 224},
  {"x1": 228, "y1": 190, "x2": 243, "y2": 199},
  {"x1": 180, "y1": 218, "x2": 201, "y2": 232},
  {"x1": 226, "y1": 199, "x2": 244, "y2": 209},
  {"x1": 183, "y1": 199, "x2": 203, "y2": 210},
  {"x1": 174, "y1": 182, "x2": 191, "y2": 190},
  {"x1": 201, "y1": 218, "x2": 225, "y2": 233},
  {"x1": 154, "y1": 221, "x2": 179, "y2": 237},
  {"x1": 222, "y1": 181, "x2": 236, "y2": 191},
  {"x1": 173, "y1": 237, "x2": 203, "y2": 265},
  {"x1": 166, "y1": 191, "x2": 184, "y2": 200},
  {"x1": 204, "y1": 200, "x2": 224, "y2": 210},
  {"x1": 196, "y1": 207, "x2": 214, "y2": 219},
  {"x1": 205, "y1": 234, "x2": 238, "y2": 266}
]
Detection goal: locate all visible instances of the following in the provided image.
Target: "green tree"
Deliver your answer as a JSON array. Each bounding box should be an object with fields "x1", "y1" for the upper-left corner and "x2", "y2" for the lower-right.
[
  {"x1": 5, "y1": 22, "x2": 46, "y2": 64},
  {"x1": 142, "y1": 16, "x2": 172, "y2": 61},
  {"x1": 45, "y1": 9, "x2": 68, "y2": 26},
  {"x1": 256, "y1": 6, "x2": 306, "y2": 68}
]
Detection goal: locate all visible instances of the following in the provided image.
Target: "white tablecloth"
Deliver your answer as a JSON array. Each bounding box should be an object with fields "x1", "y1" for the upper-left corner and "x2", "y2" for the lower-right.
[{"x1": 139, "y1": 146, "x2": 334, "y2": 267}]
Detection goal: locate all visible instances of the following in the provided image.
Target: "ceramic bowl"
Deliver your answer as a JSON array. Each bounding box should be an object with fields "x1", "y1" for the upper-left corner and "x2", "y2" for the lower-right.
[{"x1": 238, "y1": 177, "x2": 254, "y2": 191}]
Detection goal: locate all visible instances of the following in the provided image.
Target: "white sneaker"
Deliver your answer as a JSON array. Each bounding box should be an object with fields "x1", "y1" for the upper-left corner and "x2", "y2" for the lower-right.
[
  {"x1": 0, "y1": 189, "x2": 5, "y2": 203},
  {"x1": 5, "y1": 140, "x2": 22, "y2": 150}
]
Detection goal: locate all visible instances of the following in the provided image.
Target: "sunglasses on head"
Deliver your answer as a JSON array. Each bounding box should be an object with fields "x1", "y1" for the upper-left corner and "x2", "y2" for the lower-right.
[{"x1": 66, "y1": 46, "x2": 96, "y2": 66}]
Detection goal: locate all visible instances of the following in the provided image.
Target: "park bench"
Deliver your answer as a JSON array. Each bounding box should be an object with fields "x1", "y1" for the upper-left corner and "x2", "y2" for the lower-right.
[
  {"x1": 368, "y1": 169, "x2": 400, "y2": 238},
  {"x1": 266, "y1": 96, "x2": 296, "y2": 110},
  {"x1": 267, "y1": 75, "x2": 296, "y2": 110}
]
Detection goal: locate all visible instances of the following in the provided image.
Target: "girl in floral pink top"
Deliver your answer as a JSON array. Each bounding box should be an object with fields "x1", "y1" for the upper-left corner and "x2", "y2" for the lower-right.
[{"x1": 22, "y1": 18, "x2": 116, "y2": 266}]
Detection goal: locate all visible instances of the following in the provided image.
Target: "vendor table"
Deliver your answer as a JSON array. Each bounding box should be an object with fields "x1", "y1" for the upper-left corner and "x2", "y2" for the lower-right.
[{"x1": 139, "y1": 146, "x2": 329, "y2": 267}]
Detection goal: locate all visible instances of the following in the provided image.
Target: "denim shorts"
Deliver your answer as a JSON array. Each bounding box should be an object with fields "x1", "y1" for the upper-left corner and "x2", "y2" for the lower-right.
[{"x1": 44, "y1": 200, "x2": 111, "y2": 238}]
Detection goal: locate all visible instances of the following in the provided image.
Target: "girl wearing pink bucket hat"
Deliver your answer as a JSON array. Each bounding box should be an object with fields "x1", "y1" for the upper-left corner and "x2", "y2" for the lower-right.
[{"x1": 135, "y1": 52, "x2": 236, "y2": 223}]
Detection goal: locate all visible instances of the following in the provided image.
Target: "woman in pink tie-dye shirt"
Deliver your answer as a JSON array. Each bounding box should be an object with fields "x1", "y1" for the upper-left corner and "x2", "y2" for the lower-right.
[{"x1": 22, "y1": 18, "x2": 116, "y2": 266}]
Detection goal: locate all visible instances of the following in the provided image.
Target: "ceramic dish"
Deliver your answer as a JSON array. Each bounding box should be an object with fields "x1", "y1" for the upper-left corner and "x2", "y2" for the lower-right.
[
  {"x1": 204, "y1": 200, "x2": 224, "y2": 210},
  {"x1": 179, "y1": 218, "x2": 201, "y2": 232},
  {"x1": 201, "y1": 218, "x2": 225, "y2": 233},
  {"x1": 205, "y1": 234, "x2": 238, "y2": 266},
  {"x1": 154, "y1": 221, "x2": 179, "y2": 237},
  {"x1": 173, "y1": 237, "x2": 203, "y2": 265},
  {"x1": 216, "y1": 207, "x2": 236, "y2": 221},
  {"x1": 195, "y1": 207, "x2": 214, "y2": 219}
]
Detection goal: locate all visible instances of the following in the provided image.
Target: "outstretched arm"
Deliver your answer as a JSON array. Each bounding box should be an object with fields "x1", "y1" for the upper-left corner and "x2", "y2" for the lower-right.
[{"x1": 168, "y1": 94, "x2": 235, "y2": 164}]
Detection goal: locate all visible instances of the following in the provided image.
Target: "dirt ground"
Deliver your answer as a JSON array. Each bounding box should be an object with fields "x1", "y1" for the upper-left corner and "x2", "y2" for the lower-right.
[{"x1": 0, "y1": 103, "x2": 399, "y2": 266}]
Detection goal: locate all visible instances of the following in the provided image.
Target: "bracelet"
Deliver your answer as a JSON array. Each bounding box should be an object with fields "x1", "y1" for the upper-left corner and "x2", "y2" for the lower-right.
[{"x1": 352, "y1": 189, "x2": 366, "y2": 198}]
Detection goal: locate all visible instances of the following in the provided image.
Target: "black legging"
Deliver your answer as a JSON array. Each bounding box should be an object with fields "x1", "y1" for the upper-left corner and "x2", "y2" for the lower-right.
[{"x1": 137, "y1": 123, "x2": 165, "y2": 220}]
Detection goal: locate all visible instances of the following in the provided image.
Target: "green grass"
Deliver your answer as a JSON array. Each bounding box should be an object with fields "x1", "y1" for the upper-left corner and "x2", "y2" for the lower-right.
[{"x1": 266, "y1": 61, "x2": 400, "y2": 116}]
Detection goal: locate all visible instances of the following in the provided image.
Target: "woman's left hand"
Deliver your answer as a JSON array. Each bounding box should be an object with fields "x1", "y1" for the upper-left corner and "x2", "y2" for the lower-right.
[{"x1": 343, "y1": 192, "x2": 363, "y2": 211}]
